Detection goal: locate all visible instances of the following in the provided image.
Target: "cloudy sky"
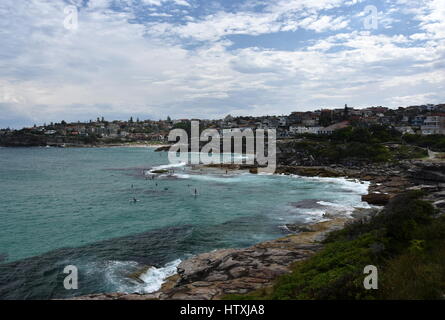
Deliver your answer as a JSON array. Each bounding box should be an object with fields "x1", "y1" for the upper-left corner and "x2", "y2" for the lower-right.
[{"x1": 0, "y1": 0, "x2": 444, "y2": 128}]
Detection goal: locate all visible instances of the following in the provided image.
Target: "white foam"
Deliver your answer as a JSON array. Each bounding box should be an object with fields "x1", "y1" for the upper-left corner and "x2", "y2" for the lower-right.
[
  {"x1": 185, "y1": 172, "x2": 252, "y2": 183},
  {"x1": 95, "y1": 260, "x2": 140, "y2": 293},
  {"x1": 303, "y1": 209, "x2": 328, "y2": 217},
  {"x1": 290, "y1": 175, "x2": 370, "y2": 195},
  {"x1": 316, "y1": 201, "x2": 356, "y2": 215},
  {"x1": 257, "y1": 172, "x2": 274, "y2": 176},
  {"x1": 173, "y1": 173, "x2": 191, "y2": 179},
  {"x1": 139, "y1": 259, "x2": 181, "y2": 293},
  {"x1": 147, "y1": 162, "x2": 186, "y2": 174}
]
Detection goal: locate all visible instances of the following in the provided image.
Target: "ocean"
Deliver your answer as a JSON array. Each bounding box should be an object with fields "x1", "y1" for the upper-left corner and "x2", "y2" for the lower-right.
[{"x1": 0, "y1": 147, "x2": 369, "y2": 299}]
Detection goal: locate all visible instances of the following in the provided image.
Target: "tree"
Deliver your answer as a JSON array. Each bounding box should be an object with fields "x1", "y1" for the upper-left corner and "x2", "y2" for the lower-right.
[
  {"x1": 320, "y1": 111, "x2": 333, "y2": 127},
  {"x1": 343, "y1": 104, "x2": 349, "y2": 120}
]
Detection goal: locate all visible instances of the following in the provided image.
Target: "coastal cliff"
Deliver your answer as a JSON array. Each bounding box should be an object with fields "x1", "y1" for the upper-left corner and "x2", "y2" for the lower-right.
[{"x1": 72, "y1": 218, "x2": 348, "y2": 300}]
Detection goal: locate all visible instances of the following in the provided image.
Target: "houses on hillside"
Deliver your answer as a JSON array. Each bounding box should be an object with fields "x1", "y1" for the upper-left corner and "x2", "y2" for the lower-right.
[
  {"x1": 421, "y1": 115, "x2": 445, "y2": 135},
  {"x1": 3, "y1": 104, "x2": 445, "y2": 143}
]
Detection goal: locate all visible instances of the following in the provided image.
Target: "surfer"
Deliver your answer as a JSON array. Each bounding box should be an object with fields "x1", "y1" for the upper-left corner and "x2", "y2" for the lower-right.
[{"x1": 194, "y1": 188, "x2": 198, "y2": 196}]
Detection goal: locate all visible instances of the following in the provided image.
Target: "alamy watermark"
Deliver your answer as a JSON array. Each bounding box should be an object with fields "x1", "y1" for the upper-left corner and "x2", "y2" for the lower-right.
[
  {"x1": 63, "y1": 265, "x2": 78, "y2": 290},
  {"x1": 363, "y1": 5, "x2": 379, "y2": 30},
  {"x1": 167, "y1": 121, "x2": 277, "y2": 174},
  {"x1": 63, "y1": 1, "x2": 80, "y2": 31},
  {"x1": 363, "y1": 265, "x2": 378, "y2": 290}
]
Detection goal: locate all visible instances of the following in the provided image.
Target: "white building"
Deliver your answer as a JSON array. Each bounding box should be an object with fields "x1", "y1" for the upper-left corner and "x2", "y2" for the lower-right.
[
  {"x1": 395, "y1": 126, "x2": 415, "y2": 135},
  {"x1": 289, "y1": 126, "x2": 324, "y2": 135},
  {"x1": 289, "y1": 121, "x2": 349, "y2": 136},
  {"x1": 421, "y1": 116, "x2": 445, "y2": 135}
]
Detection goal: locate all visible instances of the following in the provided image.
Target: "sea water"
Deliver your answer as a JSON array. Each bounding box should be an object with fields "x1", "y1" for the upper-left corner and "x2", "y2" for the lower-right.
[{"x1": 0, "y1": 147, "x2": 369, "y2": 299}]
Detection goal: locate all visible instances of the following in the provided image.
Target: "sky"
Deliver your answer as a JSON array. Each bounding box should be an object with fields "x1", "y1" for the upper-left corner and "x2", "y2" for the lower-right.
[{"x1": 0, "y1": 0, "x2": 444, "y2": 128}]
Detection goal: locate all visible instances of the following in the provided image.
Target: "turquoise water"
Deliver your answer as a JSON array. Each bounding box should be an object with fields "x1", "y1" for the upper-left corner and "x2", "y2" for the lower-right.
[{"x1": 0, "y1": 147, "x2": 369, "y2": 299}]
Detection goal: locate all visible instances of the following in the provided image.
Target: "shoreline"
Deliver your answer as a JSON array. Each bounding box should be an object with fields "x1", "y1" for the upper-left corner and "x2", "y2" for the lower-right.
[
  {"x1": 73, "y1": 165, "x2": 378, "y2": 300},
  {"x1": 70, "y1": 158, "x2": 445, "y2": 300},
  {"x1": 0, "y1": 143, "x2": 170, "y2": 149},
  {"x1": 73, "y1": 217, "x2": 353, "y2": 300}
]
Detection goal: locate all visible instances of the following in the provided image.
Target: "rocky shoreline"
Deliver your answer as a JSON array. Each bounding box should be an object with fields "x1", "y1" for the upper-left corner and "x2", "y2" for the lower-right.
[
  {"x1": 72, "y1": 218, "x2": 348, "y2": 300},
  {"x1": 0, "y1": 142, "x2": 168, "y2": 148},
  {"x1": 73, "y1": 158, "x2": 445, "y2": 300}
]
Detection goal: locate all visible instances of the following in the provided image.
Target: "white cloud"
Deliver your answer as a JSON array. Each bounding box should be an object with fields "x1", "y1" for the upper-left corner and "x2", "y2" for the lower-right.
[
  {"x1": 147, "y1": 0, "x2": 355, "y2": 41},
  {"x1": 391, "y1": 93, "x2": 438, "y2": 106},
  {"x1": 0, "y1": 0, "x2": 444, "y2": 127},
  {"x1": 142, "y1": 0, "x2": 190, "y2": 7}
]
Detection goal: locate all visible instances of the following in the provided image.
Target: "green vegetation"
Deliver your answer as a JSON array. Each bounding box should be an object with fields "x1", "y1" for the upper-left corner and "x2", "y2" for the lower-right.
[
  {"x1": 402, "y1": 134, "x2": 445, "y2": 152},
  {"x1": 225, "y1": 191, "x2": 445, "y2": 300},
  {"x1": 289, "y1": 125, "x2": 428, "y2": 163},
  {"x1": 390, "y1": 144, "x2": 428, "y2": 160},
  {"x1": 330, "y1": 125, "x2": 402, "y2": 144}
]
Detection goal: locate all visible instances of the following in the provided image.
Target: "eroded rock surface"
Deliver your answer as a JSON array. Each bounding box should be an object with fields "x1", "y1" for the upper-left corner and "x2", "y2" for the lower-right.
[{"x1": 73, "y1": 218, "x2": 346, "y2": 300}]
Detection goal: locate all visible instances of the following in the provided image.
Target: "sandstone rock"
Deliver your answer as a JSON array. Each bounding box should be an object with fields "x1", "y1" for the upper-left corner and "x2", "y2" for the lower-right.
[
  {"x1": 127, "y1": 265, "x2": 152, "y2": 283},
  {"x1": 154, "y1": 145, "x2": 171, "y2": 152},
  {"x1": 205, "y1": 272, "x2": 229, "y2": 282},
  {"x1": 249, "y1": 167, "x2": 258, "y2": 174},
  {"x1": 285, "y1": 224, "x2": 314, "y2": 233},
  {"x1": 177, "y1": 249, "x2": 237, "y2": 284},
  {"x1": 407, "y1": 185, "x2": 439, "y2": 192},
  {"x1": 434, "y1": 200, "x2": 445, "y2": 208},
  {"x1": 228, "y1": 267, "x2": 249, "y2": 278},
  {"x1": 409, "y1": 163, "x2": 445, "y2": 183},
  {"x1": 217, "y1": 257, "x2": 240, "y2": 270},
  {"x1": 362, "y1": 193, "x2": 391, "y2": 205}
]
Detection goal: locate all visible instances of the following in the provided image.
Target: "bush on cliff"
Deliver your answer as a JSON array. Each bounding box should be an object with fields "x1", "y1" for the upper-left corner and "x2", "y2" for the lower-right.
[
  {"x1": 331, "y1": 125, "x2": 401, "y2": 144},
  {"x1": 267, "y1": 232, "x2": 381, "y2": 300},
  {"x1": 403, "y1": 134, "x2": 445, "y2": 152},
  {"x1": 288, "y1": 126, "x2": 430, "y2": 164}
]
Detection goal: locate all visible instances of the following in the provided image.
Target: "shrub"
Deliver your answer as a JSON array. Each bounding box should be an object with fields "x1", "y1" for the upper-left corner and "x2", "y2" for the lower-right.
[
  {"x1": 224, "y1": 191, "x2": 444, "y2": 300},
  {"x1": 403, "y1": 134, "x2": 445, "y2": 152},
  {"x1": 380, "y1": 243, "x2": 445, "y2": 299}
]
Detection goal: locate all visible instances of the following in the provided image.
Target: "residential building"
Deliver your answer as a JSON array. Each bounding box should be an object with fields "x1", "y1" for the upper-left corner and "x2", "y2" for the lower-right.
[{"x1": 421, "y1": 115, "x2": 445, "y2": 135}]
